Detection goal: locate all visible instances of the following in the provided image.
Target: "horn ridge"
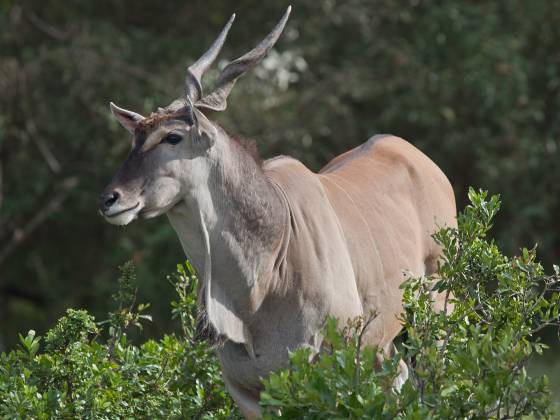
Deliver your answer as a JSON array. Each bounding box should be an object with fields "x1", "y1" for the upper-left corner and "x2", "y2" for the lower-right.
[
  {"x1": 196, "y1": 6, "x2": 292, "y2": 112},
  {"x1": 185, "y1": 13, "x2": 236, "y2": 101}
]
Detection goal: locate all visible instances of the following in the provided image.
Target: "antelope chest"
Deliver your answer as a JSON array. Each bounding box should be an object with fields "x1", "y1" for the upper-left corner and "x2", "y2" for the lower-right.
[{"x1": 215, "y1": 295, "x2": 324, "y2": 391}]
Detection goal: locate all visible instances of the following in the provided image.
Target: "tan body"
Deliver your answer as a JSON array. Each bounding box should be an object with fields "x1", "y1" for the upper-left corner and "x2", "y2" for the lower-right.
[{"x1": 217, "y1": 135, "x2": 456, "y2": 418}]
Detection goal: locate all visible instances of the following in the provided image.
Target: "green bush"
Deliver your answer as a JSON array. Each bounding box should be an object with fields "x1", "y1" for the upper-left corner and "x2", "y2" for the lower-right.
[
  {"x1": 261, "y1": 189, "x2": 560, "y2": 419},
  {"x1": 1, "y1": 190, "x2": 559, "y2": 418},
  {"x1": 0, "y1": 262, "x2": 241, "y2": 419}
]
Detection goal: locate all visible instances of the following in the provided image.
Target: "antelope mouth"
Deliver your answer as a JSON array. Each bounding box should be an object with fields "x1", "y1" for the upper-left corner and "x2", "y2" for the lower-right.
[
  {"x1": 104, "y1": 202, "x2": 140, "y2": 218},
  {"x1": 103, "y1": 202, "x2": 142, "y2": 226}
]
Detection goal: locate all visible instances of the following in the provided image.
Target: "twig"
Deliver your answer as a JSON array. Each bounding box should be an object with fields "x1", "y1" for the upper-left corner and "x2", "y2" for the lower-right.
[
  {"x1": 26, "y1": 11, "x2": 73, "y2": 41},
  {"x1": 438, "y1": 289, "x2": 452, "y2": 358},
  {"x1": 353, "y1": 312, "x2": 376, "y2": 390},
  {"x1": 26, "y1": 121, "x2": 61, "y2": 174},
  {"x1": 0, "y1": 176, "x2": 79, "y2": 265}
]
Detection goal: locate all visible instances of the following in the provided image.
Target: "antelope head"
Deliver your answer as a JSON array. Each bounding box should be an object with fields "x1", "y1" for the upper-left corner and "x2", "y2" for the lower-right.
[{"x1": 99, "y1": 7, "x2": 291, "y2": 225}]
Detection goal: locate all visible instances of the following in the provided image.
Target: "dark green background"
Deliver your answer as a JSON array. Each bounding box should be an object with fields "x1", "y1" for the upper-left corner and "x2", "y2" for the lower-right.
[{"x1": 1, "y1": 0, "x2": 559, "y2": 392}]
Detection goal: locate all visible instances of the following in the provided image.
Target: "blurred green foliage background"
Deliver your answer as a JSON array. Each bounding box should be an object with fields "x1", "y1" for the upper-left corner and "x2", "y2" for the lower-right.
[{"x1": 1, "y1": 0, "x2": 559, "y2": 363}]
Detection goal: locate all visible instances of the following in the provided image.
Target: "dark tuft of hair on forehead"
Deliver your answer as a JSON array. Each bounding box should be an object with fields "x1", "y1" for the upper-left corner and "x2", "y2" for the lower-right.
[
  {"x1": 132, "y1": 110, "x2": 262, "y2": 167},
  {"x1": 135, "y1": 110, "x2": 194, "y2": 133}
]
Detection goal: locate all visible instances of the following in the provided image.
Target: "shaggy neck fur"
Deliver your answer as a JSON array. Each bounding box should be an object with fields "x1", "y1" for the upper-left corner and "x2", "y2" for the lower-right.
[{"x1": 167, "y1": 125, "x2": 287, "y2": 349}]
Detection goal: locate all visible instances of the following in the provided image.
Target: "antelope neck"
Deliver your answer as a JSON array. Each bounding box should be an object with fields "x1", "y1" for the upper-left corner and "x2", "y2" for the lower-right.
[{"x1": 167, "y1": 134, "x2": 288, "y2": 343}]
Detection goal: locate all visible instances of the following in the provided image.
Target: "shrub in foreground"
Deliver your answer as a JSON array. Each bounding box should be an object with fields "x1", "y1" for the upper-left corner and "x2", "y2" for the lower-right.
[
  {"x1": 261, "y1": 189, "x2": 560, "y2": 419},
  {"x1": 1, "y1": 190, "x2": 559, "y2": 419},
  {"x1": 0, "y1": 262, "x2": 240, "y2": 419}
]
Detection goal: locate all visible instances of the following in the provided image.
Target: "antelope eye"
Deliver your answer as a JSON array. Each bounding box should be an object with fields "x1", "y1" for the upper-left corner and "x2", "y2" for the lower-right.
[{"x1": 162, "y1": 133, "x2": 182, "y2": 145}]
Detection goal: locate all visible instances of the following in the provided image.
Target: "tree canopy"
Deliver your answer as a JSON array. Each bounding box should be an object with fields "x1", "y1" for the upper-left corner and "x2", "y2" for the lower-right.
[{"x1": 2, "y1": 0, "x2": 560, "y2": 352}]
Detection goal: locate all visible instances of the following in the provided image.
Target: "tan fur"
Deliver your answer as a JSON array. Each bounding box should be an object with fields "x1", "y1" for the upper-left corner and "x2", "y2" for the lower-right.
[{"x1": 215, "y1": 135, "x2": 456, "y2": 416}]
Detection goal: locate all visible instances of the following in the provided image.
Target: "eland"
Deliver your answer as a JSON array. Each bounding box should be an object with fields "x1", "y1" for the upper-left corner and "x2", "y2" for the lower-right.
[{"x1": 99, "y1": 7, "x2": 457, "y2": 418}]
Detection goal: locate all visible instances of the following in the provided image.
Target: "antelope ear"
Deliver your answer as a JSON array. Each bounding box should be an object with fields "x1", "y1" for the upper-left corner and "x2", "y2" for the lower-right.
[{"x1": 109, "y1": 102, "x2": 145, "y2": 134}]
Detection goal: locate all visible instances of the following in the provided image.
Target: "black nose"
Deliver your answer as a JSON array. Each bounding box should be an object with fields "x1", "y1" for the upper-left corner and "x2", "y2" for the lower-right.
[{"x1": 100, "y1": 191, "x2": 120, "y2": 213}]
